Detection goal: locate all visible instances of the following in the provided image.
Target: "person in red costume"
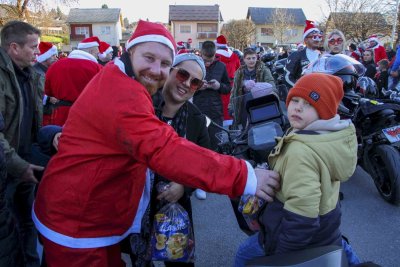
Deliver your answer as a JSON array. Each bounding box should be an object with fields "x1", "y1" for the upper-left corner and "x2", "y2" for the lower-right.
[
  {"x1": 367, "y1": 34, "x2": 388, "y2": 64},
  {"x1": 43, "y1": 36, "x2": 103, "y2": 126},
  {"x1": 33, "y1": 20, "x2": 280, "y2": 267},
  {"x1": 215, "y1": 35, "x2": 241, "y2": 124}
]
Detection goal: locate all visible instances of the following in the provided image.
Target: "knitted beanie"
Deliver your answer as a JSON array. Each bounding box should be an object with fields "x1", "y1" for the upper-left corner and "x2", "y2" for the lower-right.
[{"x1": 286, "y1": 73, "x2": 344, "y2": 120}]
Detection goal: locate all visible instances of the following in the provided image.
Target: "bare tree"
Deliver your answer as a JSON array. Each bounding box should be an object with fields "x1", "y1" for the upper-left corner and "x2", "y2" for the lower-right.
[
  {"x1": 0, "y1": 0, "x2": 78, "y2": 23},
  {"x1": 221, "y1": 19, "x2": 256, "y2": 51},
  {"x1": 271, "y1": 8, "x2": 296, "y2": 45},
  {"x1": 324, "y1": 0, "x2": 391, "y2": 43}
]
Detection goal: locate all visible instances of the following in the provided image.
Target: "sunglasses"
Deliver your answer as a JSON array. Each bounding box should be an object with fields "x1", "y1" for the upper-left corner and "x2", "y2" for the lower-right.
[
  {"x1": 172, "y1": 67, "x2": 204, "y2": 91},
  {"x1": 307, "y1": 34, "x2": 323, "y2": 41},
  {"x1": 328, "y1": 38, "x2": 343, "y2": 45}
]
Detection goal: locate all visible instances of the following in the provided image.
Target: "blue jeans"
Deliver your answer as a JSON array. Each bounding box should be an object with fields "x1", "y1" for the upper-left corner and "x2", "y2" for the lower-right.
[
  {"x1": 234, "y1": 234, "x2": 361, "y2": 267},
  {"x1": 234, "y1": 233, "x2": 265, "y2": 267}
]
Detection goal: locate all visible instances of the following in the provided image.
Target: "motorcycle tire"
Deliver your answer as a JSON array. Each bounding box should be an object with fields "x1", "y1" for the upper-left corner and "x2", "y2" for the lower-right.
[{"x1": 365, "y1": 144, "x2": 400, "y2": 205}]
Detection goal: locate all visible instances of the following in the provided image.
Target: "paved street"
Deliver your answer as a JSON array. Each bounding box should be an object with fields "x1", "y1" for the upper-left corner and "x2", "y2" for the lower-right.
[{"x1": 124, "y1": 166, "x2": 399, "y2": 266}]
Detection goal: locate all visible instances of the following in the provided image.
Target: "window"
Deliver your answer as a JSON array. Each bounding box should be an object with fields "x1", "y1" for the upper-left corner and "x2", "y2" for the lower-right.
[
  {"x1": 261, "y1": 28, "x2": 274, "y2": 36},
  {"x1": 180, "y1": 25, "x2": 191, "y2": 33},
  {"x1": 75, "y1": 27, "x2": 89, "y2": 37},
  {"x1": 197, "y1": 23, "x2": 217, "y2": 33},
  {"x1": 285, "y1": 29, "x2": 298, "y2": 37},
  {"x1": 101, "y1": 26, "x2": 111, "y2": 35}
]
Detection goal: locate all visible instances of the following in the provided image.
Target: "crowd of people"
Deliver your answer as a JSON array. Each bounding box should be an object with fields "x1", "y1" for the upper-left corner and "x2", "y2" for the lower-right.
[{"x1": 0, "y1": 16, "x2": 386, "y2": 267}]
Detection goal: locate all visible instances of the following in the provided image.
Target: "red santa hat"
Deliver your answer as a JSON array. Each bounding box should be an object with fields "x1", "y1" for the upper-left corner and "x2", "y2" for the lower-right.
[
  {"x1": 99, "y1": 41, "x2": 113, "y2": 55},
  {"x1": 36, "y1": 42, "x2": 58, "y2": 63},
  {"x1": 367, "y1": 34, "x2": 381, "y2": 49},
  {"x1": 368, "y1": 34, "x2": 379, "y2": 43},
  {"x1": 126, "y1": 20, "x2": 176, "y2": 56},
  {"x1": 77, "y1": 36, "x2": 101, "y2": 49},
  {"x1": 177, "y1": 41, "x2": 185, "y2": 48},
  {"x1": 215, "y1": 35, "x2": 228, "y2": 48},
  {"x1": 303, "y1": 20, "x2": 320, "y2": 40},
  {"x1": 98, "y1": 41, "x2": 113, "y2": 61}
]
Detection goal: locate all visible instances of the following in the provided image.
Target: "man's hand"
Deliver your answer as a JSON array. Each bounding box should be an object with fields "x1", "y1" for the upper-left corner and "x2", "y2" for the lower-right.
[
  {"x1": 20, "y1": 164, "x2": 44, "y2": 183},
  {"x1": 157, "y1": 182, "x2": 185, "y2": 203},
  {"x1": 254, "y1": 168, "x2": 280, "y2": 202},
  {"x1": 49, "y1": 97, "x2": 59, "y2": 104},
  {"x1": 53, "y1": 132, "x2": 62, "y2": 151}
]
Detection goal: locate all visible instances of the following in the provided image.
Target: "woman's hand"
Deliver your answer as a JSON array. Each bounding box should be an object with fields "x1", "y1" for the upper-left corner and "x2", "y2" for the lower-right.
[{"x1": 157, "y1": 182, "x2": 185, "y2": 203}]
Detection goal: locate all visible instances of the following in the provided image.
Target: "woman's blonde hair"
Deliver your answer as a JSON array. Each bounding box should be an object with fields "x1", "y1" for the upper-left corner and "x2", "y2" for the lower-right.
[{"x1": 324, "y1": 29, "x2": 346, "y2": 54}]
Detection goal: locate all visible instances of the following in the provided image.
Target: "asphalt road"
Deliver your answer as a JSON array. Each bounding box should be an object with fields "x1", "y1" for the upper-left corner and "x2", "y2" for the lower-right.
[{"x1": 124, "y1": 166, "x2": 400, "y2": 267}]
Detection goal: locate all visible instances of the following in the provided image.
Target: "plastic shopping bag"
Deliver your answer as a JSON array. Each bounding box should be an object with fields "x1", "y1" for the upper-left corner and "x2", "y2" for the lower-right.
[
  {"x1": 238, "y1": 195, "x2": 265, "y2": 231},
  {"x1": 151, "y1": 203, "x2": 195, "y2": 262}
]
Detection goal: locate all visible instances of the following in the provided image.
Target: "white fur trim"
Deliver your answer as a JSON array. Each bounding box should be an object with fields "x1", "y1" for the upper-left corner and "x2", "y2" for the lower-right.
[
  {"x1": 77, "y1": 41, "x2": 99, "y2": 49},
  {"x1": 215, "y1": 42, "x2": 228, "y2": 48},
  {"x1": 68, "y1": 49, "x2": 98, "y2": 63},
  {"x1": 303, "y1": 27, "x2": 319, "y2": 40},
  {"x1": 216, "y1": 49, "x2": 233, "y2": 58},
  {"x1": 98, "y1": 47, "x2": 113, "y2": 61},
  {"x1": 37, "y1": 45, "x2": 57, "y2": 63},
  {"x1": 126, "y1": 34, "x2": 175, "y2": 53}
]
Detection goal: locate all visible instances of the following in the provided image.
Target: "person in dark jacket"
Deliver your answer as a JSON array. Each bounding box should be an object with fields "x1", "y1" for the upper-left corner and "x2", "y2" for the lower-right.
[
  {"x1": 127, "y1": 53, "x2": 210, "y2": 267},
  {"x1": 0, "y1": 20, "x2": 44, "y2": 267},
  {"x1": 362, "y1": 50, "x2": 377, "y2": 79},
  {"x1": 0, "y1": 113, "x2": 24, "y2": 267},
  {"x1": 193, "y1": 40, "x2": 231, "y2": 151},
  {"x1": 284, "y1": 20, "x2": 321, "y2": 89}
]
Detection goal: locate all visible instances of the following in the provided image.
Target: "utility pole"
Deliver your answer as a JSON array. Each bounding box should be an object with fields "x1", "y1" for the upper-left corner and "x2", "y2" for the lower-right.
[{"x1": 391, "y1": 0, "x2": 400, "y2": 47}]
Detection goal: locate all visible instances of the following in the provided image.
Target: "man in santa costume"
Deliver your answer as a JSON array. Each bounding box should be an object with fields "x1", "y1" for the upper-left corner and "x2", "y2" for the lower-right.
[
  {"x1": 367, "y1": 34, "x2": 388, "y2": 64},
  {"x1": 33, "y1": 42, "x2": 60, "y2": 124},
  {"x1": 33, "y1": 20, "x2": 280, "y2": 267},
  {"x1": 215, "y1": 34, "x2": 241, "y2": 124},
  {"x1": 98, "y1": 41, "x2": 113, "y2": 65},
  {"x1": 33, "y1": 41, "x2": 58, "y2": 76},
  {"x1": 284, "y1": 20, "x2": 322, "y2": 89},
  {"x1": 43, "y1": 36, "x2": 103, "y2": 126}
]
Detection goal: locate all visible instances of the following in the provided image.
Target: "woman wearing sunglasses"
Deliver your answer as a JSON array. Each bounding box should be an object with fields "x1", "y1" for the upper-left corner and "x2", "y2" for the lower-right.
[
  {"x1": 129, "y1": 53, "x2": 209, "y2": 267},
  {"x1": 324, "y1": 29, "x2": 346, "y2": 55}
]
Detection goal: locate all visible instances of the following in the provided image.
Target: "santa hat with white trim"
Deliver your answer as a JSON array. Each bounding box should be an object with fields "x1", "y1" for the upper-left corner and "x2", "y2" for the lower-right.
[
  {"x1": 36, "y1": 42, "x2": 58, "y2": 63},
  {"x1": 98, "y1": 41, "x2": 113, "y2": 59},
  {"x1": 126, "y1": 20, "x2": 176, "y2": 57},
  {"x1": 77, "y1": 36, "x2": 100, "y2": 49},
  {"x1": 303, "y1": 20, "x2": 320, "y2": 40},
  {"x1": 215, "y1": 35, "x2": 228, "y2": 48}
]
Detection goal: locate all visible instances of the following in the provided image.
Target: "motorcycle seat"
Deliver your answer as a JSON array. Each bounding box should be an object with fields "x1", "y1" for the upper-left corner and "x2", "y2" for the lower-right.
[{"x1": 246, "y1": 245, "x2": 348, "y2": 267}]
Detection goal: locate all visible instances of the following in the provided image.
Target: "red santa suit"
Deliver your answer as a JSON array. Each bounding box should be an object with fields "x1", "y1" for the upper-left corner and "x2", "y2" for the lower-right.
[
  {"x1": 368, "y1": 35, "x2": 388, "y2": 64},
  {"x1": 215, "y1": 35, "x2": 241, "y2": 121},
  {"x1": 33, "y1": 57, "x2": 256, "y2": 264},
  {"x1": 44, "y1": 49, "x2": 102, "y2": 126}
]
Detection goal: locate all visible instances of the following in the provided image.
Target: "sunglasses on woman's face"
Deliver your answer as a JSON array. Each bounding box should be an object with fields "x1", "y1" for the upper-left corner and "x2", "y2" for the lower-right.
[
  {"x1": 172, "y1": 67, "x2": 204, "y2": 91},
  {"x1": 328, "y1": 38, "x2": 343, "y2": 45}
]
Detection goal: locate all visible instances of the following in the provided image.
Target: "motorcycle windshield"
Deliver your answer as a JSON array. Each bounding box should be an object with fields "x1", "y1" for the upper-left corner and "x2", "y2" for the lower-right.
[{"x1": 303, "y1": 54, "x2": 365, "y2": 77}]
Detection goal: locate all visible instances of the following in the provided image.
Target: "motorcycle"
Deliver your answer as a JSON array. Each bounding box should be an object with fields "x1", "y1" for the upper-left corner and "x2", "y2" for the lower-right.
[{"x1": 305, "y1": 54, "x2": 400, "y2": 205}]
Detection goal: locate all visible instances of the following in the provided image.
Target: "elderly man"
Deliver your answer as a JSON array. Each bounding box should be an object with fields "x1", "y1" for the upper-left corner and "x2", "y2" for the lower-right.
[{"x1": 43, "y1": 36, "x2": 103, "y2": 126}]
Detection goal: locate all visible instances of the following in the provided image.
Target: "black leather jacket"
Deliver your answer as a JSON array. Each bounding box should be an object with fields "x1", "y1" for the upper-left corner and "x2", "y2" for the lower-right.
[{"x1": 284, "y1": 49, "x2": 310, "y2": 89}]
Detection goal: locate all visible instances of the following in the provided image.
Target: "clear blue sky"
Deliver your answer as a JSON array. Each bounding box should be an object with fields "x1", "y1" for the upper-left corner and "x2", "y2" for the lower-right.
[{"x1": 59, "y1": 0, "x2": 329, "y2": 24}]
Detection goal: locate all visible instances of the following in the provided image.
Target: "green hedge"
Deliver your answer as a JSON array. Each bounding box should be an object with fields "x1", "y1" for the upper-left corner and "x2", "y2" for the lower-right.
[{"x1": 41, "y1": 35, "x2": 69, "y2": 44}]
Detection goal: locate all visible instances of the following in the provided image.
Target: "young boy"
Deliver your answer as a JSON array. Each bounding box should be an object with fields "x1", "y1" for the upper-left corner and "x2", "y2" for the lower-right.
[
  {"x1": 376, "y1": 59, "x2": 389, "y2": 96},
  {"x1": 234, "y1": 73, "x2": 358, "y2": 266}
]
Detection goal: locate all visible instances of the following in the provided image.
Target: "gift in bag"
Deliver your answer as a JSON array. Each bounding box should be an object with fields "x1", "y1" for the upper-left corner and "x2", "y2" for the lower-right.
[
  {"x1": 151, "y1": 202, "x2": 195, "y2": 262},
  {"x1": 238, "y1": 195, "x2": 265, "y2": 231}
]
